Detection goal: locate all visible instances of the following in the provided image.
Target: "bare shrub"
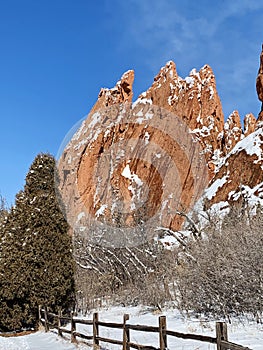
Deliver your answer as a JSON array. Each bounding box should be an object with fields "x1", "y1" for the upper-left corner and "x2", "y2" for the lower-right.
[
  {"x1": 73, "y1": 230, "x2": 179, "y2": 312},
  {"x1": 175, "y1": 205, "x2": 263, "y2": 320}
]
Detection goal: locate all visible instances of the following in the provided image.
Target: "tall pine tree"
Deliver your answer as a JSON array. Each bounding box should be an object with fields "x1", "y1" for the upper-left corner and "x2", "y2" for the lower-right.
[
  {"x1": 0, "y1": 194, "x2": 8, "y2": 225},
  {"x1": 0, "y1": 154, "x2": 75, "y2": 331}
]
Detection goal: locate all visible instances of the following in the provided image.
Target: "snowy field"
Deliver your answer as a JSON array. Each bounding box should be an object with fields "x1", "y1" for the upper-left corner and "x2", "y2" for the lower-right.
[
  {"x1": 0, "y1": 331, "x2": 87, "y2": 350},
  {"x1": 0, "y1": 306, "x2": 262, "y2": 349}
]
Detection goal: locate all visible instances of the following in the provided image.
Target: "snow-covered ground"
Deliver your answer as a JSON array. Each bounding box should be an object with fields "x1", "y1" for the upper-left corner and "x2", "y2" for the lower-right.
[
  {"x1": 0, "y1": 331, "x2": 87, "y2": 350},
  {"x1": 0, "y1": 306, "x2": 262, "y2": 349}
]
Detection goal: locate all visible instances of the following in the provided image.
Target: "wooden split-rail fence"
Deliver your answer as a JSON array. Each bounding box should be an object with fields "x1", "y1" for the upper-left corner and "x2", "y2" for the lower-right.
[{"x1": 39, "y1": 307, "x2": 252, "y2": 350}]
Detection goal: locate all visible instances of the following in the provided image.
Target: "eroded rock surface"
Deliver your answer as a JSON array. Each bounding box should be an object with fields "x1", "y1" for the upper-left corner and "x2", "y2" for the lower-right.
[{"x1": 58, "y1": 53, "x2": 263, "y2": 234}]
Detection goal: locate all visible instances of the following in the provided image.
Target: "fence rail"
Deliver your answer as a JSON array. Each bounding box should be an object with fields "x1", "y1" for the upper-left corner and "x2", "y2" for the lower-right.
[{"x1": 39, "y1": 307, "x2": 252, "y2": 350}]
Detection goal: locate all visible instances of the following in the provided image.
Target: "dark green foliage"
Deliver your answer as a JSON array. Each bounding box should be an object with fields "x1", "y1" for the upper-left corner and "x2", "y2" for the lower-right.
[
  {"x1": 0, "y1": 194, "x2": 8, "y2": 227},
  {"x1": 0, "y1": 154, "x2": 75, "y2": 331}
]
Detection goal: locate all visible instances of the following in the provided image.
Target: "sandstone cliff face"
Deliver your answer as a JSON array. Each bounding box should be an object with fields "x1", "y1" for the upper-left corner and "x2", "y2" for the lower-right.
[
  {"x1": 136, "y1": 62, "x2": 225, "y2": 175},
  {"x1": 257, "y1": 45, "x2": 263, "y2": 124},
  {"x1": 256, "y1": 45, "x2": 263, "y2": 104},
  {"x1": 58, "y1": 52, "x2": 263, "y2": 234},
  {"x1": 58, "y1": 100, "x2": 208, "y2": 235},
  {"x1": 203, "y1": 127, "x2": 263, "y2": 211},
  {"x1": 201, "y1": 47, "x2": 263, "y2": 214},
  {"x1": 89, "y1": 70, "x2": 134, "y2": 115},
  {"x1": 223, "y1": 111, "x2": 243, "y2": 154},
  {"x1": 244, "y1": 113, "x2": 257, "y2": 137}
]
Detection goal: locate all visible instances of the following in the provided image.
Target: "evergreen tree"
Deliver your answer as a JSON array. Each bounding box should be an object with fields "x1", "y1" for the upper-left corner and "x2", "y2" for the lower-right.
[
  {"x1": 0, "y1": 194, "x2": 8, "y2": 226},
  {"x1": 0, "y1": 191, "x2": 34, "y2": 330},
  {"x1": 0, "y1": 154, "x2": 75, "y2": 331}
]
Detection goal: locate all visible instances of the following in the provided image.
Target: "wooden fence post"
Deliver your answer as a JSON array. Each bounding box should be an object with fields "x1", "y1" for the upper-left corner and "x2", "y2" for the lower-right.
[
  {"x1": 216, "y1": 322, "x2": 228, "y2": 350},
  {"x1": 159, "y1": 316, "x2": 167, "y2": 350},
  {"x1": 38, "y1": 305, "x2": 42, "y2": 323},
  {"x1": 93, "y1": 312, "x2": 99, "y2": 350},
  {"x1": 44, "y1": 306, "x2": 49, "y2": 332},
  {"x1": 71, "y1": 311, "x2": 77, "y2": 343},
  {"x1": 57, "y1": 307, "x2": 62, "y2": 337},
  {"x1": 123, "y1": 314, "x2": 130, "y2": 350},
  {"x1": 38, "y1": 305, "x2": 43, "y2": 330}
]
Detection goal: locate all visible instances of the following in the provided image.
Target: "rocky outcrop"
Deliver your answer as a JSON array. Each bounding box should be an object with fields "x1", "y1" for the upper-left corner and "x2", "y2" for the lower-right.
[
  {"x1": 202, "y1": 47, "x2": 263, "y2": 214},
  {"x1": 256, "y1": 45, "x2": 263, "y2": 104},
  {"x1": 256, "y1": 45, "x2": 263, "y2": 123},
  {"x1": 244, "y1": 113, "x2": 257, "y2": 136},
  {"x1": 89, "y1": 70, "x2": 134, "y2": 115},
  {"x1": 136, "y1": 62, "x2": 225, "y2": 175},
  {"x1": 203, "y1": 127, "x2": 263, "y2": 211},
  {"x1": 223, "y1": 111, "x2": 243, "y2": 154},
  {"x1": 58, "y1": 100, "x2": 209, "y2": 235},
  {"x1": 58, "y1": 51, "x2": 263, "y2": 235}
]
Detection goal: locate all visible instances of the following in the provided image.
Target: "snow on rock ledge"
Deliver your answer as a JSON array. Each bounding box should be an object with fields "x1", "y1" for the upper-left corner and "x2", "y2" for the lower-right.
[
  {"x1": 58, "y1": 52, "x2": 263, "y2": 233},
  {"x1": 203, "y1": 127, "x2": 263, "y2": 210}
]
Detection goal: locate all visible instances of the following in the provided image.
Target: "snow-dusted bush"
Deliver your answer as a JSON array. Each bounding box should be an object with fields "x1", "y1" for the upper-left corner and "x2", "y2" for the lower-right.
[
  {"x1": 74, "y1": 233, "x2": 178, "y2": 312},
  {"x1": 175, "y1": 206, "x2": 263, "y2": 320}
]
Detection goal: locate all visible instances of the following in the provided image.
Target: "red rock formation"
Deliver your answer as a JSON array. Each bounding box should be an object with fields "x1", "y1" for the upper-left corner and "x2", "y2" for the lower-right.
[
  {"x1": 203, "y1": 47, "x2": 263, "y2": 212},
  {"x1": 256, "y1": 44, "x2": 263, "y2": 103},
  {"x1": 136, "y1": 62, "x2": 225, "y2": 174},
  {"x1": 223, "y1": 110, "x2": 243, "y2": 153},
  {"x1": 58, "y1": 100, "x2": 209, "y2": 235},
  {"x1": 58, "y1": 53, "x2": 263, "y2": 236},
  {"x1": 256, "y1": 45, "x2": 263, "y2": 123},
  {"x1": 89, "y1": 70, "x2": 134, "y2": 115},
  {"x1": 244, "y1": 113, "x2": 257, "y2": 136},
  {"x1": 204, "y1": 127, "x2": 263, "y2": 209}
]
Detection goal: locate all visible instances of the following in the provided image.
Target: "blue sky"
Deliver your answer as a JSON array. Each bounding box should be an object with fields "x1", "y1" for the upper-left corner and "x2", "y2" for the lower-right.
[{"x1": 1, "y1": 0, "x2": 263, "y2": 205}]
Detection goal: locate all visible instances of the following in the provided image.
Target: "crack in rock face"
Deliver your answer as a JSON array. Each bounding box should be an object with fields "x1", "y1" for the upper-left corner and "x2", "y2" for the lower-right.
[{"x1": 56, "y1": 103, "x2": 209, "y2": 248}]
